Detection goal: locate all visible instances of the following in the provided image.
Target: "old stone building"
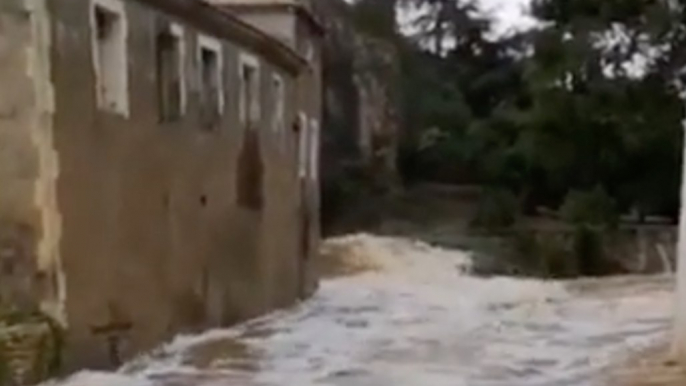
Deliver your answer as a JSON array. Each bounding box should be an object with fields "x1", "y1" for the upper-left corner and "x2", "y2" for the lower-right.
[
  {"x1": 207, "y1": 0, "x2": 324, "y2": 309},
  {"x1": 0, "y1": 0, "x2": 321, "y2": 370}
]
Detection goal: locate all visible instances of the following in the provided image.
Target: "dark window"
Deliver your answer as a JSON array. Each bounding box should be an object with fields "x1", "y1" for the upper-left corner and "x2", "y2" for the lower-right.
[
  {"x1": 156, "y1": 28, "x2": 182, "y2": 122},
  {"x1": 240, "y1": 62, "x2": 259, "y2": 128},
  {"x1": 199, "y1": 46, "x2": 221, "y2": 130}
]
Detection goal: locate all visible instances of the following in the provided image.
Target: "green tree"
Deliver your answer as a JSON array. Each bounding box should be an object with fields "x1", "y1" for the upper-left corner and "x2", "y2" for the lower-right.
[{"x1": 355, "y1": 0, "x2": 685, "y2": 220}]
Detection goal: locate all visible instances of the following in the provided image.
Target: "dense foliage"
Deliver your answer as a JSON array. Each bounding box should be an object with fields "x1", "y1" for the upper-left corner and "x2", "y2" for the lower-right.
[{"x1": 354, "y1": 0, "x2": 686, "y2": 220}]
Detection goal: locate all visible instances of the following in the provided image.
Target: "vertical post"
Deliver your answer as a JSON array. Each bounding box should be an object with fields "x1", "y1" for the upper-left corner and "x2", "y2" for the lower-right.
[{"x1": 674, "y1": 116, "x2": 686, "y2": 360}]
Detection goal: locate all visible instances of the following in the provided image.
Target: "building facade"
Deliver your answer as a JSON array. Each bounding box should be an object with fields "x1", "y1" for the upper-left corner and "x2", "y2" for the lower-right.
[
  {"x1": 0, "y1": 0, "x2": 321, "y2": 370},
  {"x1": 208, "y1": 0, "x2": 324, "y2": 294}
]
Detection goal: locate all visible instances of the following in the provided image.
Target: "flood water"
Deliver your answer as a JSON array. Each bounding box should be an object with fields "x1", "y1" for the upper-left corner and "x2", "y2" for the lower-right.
[{"x1": 47, "y1": 234, "x2": 674, "y2": 386}]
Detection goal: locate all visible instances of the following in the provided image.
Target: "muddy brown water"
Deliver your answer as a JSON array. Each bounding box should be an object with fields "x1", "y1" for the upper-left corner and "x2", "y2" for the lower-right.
[{"x1": 45, "y1": 234, "x2": 674, "y2": 386}]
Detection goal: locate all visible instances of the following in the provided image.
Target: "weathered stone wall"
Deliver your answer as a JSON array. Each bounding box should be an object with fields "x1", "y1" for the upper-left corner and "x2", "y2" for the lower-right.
[
  {"x1": 0, "y1": 0, "x2": 64, "y2": 324},
  {"x1": 309, "y1": 0, "x2": 401, "y2": 232},
  {"x1": 49, "y1": 0, "x2": 308, "y2": 370},
  {"x1": 312, "y1": 0, "x2": 400, "y2": 192},
  {"x1": 0, "y1": 2, "x2": 66, "y2": 383},
  {"x1": 0, "y1": 0, "x2": 323, "y2": 377},
  {"x1": 354, "y1": 38, "x2": 400, "y2": 186}
]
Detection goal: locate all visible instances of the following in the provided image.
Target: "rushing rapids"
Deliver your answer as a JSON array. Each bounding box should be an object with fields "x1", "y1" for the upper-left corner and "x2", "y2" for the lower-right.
[{"x1": 45, "y1": 234, "x2": 674, "y2": 386}]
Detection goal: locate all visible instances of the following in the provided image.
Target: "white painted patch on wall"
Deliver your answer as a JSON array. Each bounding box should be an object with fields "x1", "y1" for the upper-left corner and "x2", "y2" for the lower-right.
[
  {"x1": 25, "y1": 0, "x2": 67, "y2": 326},
  {"x1": 309, "y1": 118, "x2": 319, "y2": 182},
  {"x1": 170, "y1": 23, "x2": 187, "y2": 115},
  {"x1": 271, "y1": 73, "x2": 285, "y2": 135}
]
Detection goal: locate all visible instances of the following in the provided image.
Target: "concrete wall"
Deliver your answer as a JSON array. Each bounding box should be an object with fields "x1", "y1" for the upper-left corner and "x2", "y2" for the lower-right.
[
  {"x1": 48, "y1": 0, "x2": 310, "y2": 369},
  {"x1": 503, "y1": 225, "x2": 678, "y2": 277}
]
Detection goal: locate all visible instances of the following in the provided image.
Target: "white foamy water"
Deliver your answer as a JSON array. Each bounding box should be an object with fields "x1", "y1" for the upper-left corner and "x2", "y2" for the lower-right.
[{"x1": 47, "y1": 234, "x2": 674, "y2": 386}]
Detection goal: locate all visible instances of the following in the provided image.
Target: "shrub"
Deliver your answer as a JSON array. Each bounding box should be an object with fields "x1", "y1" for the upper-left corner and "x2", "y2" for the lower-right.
[
  {"x1": 511, "y1": 231, "x2": 576, "y2": 278},
  {"x1": 321, "y1": 165, "x2": 370, "y2": 229},
  {"x1": 560, "y1": 187, "x2": 617, "y2": 276},
  {"x1": 573, "y1": 225, "x2": 607, "y2": 276},
  {"x1": 472, "y1": 188, "x2": 519, "y2": 230},
  {"x1": 560, "y1": 187, "x2": 618, "y2": 228},
  {"x1": 538, "y1": 235, "x2": 577, "y2": 278}
]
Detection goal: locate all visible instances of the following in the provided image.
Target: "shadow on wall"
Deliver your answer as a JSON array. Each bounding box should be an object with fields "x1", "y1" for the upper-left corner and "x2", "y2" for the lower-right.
[{"x1": 236, "y1": 129, "x2": 264, "y2": 212}]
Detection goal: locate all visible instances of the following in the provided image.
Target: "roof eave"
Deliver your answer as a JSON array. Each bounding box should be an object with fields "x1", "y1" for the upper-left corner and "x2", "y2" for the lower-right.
[
  {"x1": 135, "y1": 0, "x2": 308, "y2": 75},
  {"x1": 215, "y1": 2, "x2": 325, "y2": 36}
]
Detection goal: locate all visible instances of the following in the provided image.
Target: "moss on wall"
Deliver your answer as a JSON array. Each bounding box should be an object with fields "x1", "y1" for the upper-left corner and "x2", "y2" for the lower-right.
[{"x1": 0, "y1": 309, "x2": 63, "y2": 385}]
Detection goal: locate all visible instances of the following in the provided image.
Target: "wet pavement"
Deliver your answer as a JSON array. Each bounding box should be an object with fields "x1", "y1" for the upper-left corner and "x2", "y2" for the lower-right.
[{"x1": 46, "y1": 234, "x2": 675, "y2": 386}]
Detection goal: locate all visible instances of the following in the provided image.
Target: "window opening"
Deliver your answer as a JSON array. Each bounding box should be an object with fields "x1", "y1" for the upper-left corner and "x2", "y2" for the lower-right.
[
  {"x1": 156, "y1": 24, "x2": 184, "y2": 122},
  {"x1": 239, "y1": 54, "x2": 260, "y2": 128},
  {"x1": 198, "y1": 37, "x2": 223, "y2": 130},
  {"x1": 272, "y1": 74, "x2": 285, "y2": 135},
  {"x1": 92, "y1": 0, "x2": 129, "y2": 116}
]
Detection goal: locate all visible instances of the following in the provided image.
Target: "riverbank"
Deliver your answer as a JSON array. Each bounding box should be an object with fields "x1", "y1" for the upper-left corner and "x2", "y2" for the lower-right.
[{"x1": 326, "y1": 185, "x2": 676, "y2": 278}]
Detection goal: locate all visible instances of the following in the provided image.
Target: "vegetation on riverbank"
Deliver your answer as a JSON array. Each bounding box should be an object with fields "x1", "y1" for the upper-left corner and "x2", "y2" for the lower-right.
[{"x1": 323, "y1": 0, "x2": 686, "y2": 276}]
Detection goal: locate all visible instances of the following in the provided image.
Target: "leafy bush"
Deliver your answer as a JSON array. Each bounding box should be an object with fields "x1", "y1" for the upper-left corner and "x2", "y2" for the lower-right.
[
  {"x1": 511, "y1": 231, "x2": 576, "y2": 278},
  {"x1": 472, "y1": 188, "x2": 520, "y2": 230},
  {"x1": 559, "y1": 187, "x2": 618, "y2": 276},
  {"x1": 572, "y1": 225, "x2": 606, "y2": 276},
  {"x1": 560, "y1": 187, "x2": 618, "y2": 228},
  {"x1": 322, "y1": 163, "x2": 394, "y2": 234},
  {"x1": 538, "y1": 235, "x2": 577, "y2": 278}
]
